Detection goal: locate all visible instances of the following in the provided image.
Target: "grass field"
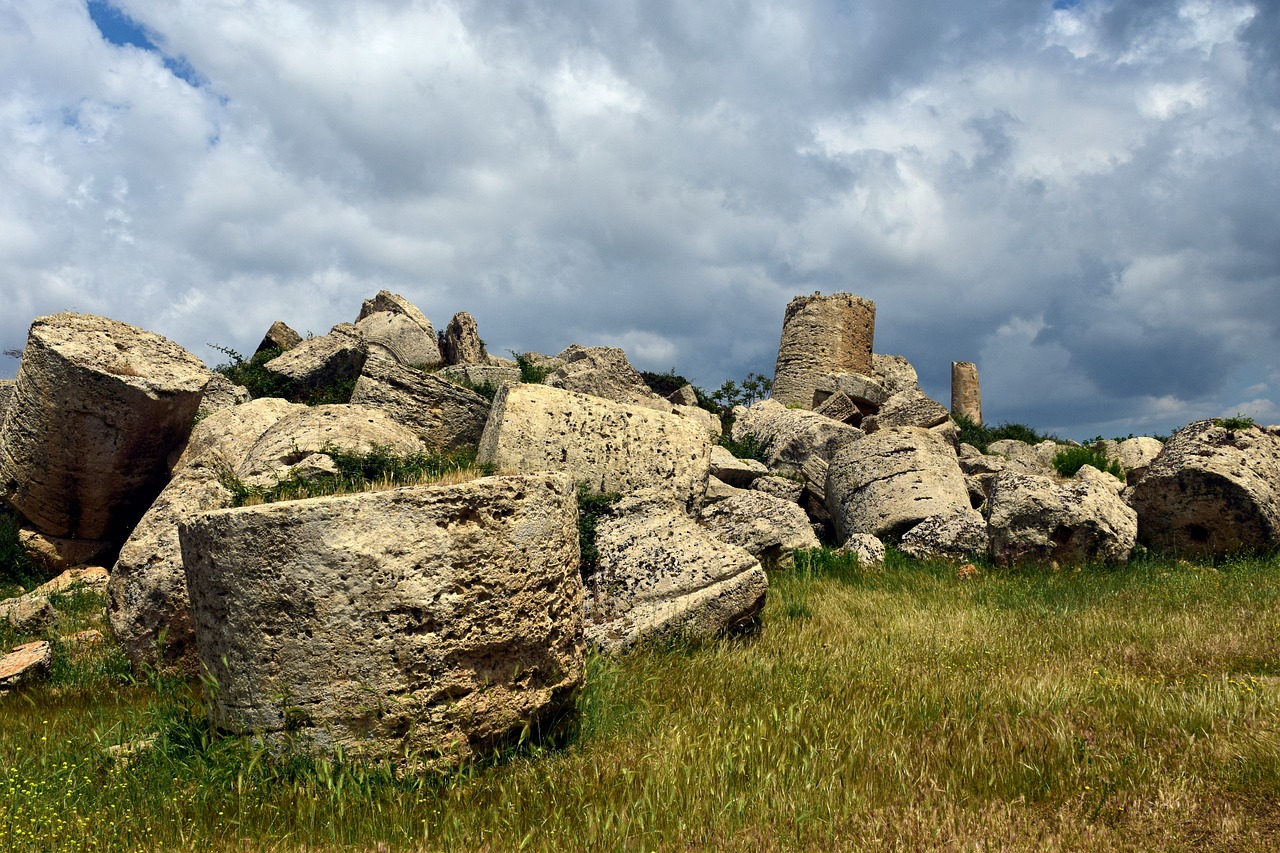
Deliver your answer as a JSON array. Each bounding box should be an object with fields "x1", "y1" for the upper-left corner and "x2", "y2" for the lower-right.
[{"x1": 2, "y1": 549, "x2": 1278, "y2": 851}]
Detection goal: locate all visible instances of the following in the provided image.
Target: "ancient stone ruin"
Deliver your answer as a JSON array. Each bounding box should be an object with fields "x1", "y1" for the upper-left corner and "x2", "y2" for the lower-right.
[{"x1": 2, "y1": 289, "x2": 1278, "y2": 764}]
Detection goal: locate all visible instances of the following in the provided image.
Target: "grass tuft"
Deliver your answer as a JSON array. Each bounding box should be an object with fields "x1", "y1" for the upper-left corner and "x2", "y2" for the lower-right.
[{"x1": 1052, "y1": 445, "x2": 1125, "y2": 480}]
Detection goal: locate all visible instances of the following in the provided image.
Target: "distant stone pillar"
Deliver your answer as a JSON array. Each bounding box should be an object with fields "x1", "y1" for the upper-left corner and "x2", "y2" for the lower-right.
[
  {"x1": 951, "y1": 361, "x2": 982, "y2": 424},
  {"x1": 771, "y1": 293, "x2": 876, "y2": 409},
  {"x1": 0, "y1": 313, "x2": 210, "y2": 542}
]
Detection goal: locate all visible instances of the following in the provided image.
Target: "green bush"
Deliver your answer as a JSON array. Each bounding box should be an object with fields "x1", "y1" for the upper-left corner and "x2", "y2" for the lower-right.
[
  {"x1": 0, "y1": 510, "x2": 44, "y2": 591},
  {"x1": 952, "y1": 413, "x2": 1059, "y2": 454},
  {"x1": 512, "y1": 352, "x2": 553, "y2": 384},
  {"x1": 715, "y1": 430, "x2": 770, "y2": 463},
  {"x1": 210, "y1": 345, "x2": 355, "y2": 406},
  {"x1": 708, "y1": 372, "x2": 772, "y2": 411},
  {"x1": 1213, "y1": 414, "x2": 1255, "y2": 431},
  {"x1": 1051, "y1": 445, "x2": 1125, "y2": 480},
  {"x1": 639, "y1": 371, "x2": 718, "y2": 412}
]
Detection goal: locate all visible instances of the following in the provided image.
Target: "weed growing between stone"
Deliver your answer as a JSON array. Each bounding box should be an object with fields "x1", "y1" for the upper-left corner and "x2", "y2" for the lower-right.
[
  {"x1": 1051, "y1": 445, "x2": 1126, "y2": 480},
  {"x1": 952, "y1": 413, "x2": 1061, "y2": 454},
  {"x1": 220, "y1": 444, "x2": 493, "y2": 507},
  {"x1": 209, "y1": 345, "x2": 356, "y2": 405},
  {"x1": 511, "y1": 352, "x2": 553, "y2": 385},
  {"x1": 576, "y1": 483, "x2": 622, "y2": 577},
  {"x1": 3, "y1": 551, "x2": 1280, "y2": 850}
]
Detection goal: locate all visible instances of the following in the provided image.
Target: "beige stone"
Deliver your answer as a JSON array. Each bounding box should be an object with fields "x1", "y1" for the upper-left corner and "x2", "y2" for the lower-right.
[
  {"x1": 350, "y1": 355, "x2": 491, "y2": 451},
  {"x1": 0, "y1": 313, "x2": 210, "y2": 542},
  {"x1": 439, "y1": 312, "x2": 487, "y2": 366},
  {"x1": 950, "y1": 361, "x2": 982, "y2": 424},
  {"x1": 180, "y1": 473, "x2": 584, "y2": 767},
  {"x1": 110, "y1": 399, "x2": 301, "y2": 670},
  {"x1": 872, "y1": 354, "x2": 921, "y2": 397},
  {"x1": 254, "y1": 320, "x2": 302, "y2": 355},
  {"x1": 17, "y1": 528, "x2": 110, "y2": 571},
  {"x1": 1095, "y1": 437, "x2": 1165, "y2": 482},
  {"x1": 0, "y1": 641, "x2": 51, "y2": 691},
  {"x1": 0, "y1": 379, "x2": 14, "y2": 425},
  {"x1": 709, "y1": 445, "x2": 769, "y2": 488},
  {"x1": 730, "y1": 399, "x2": 863, "y2": 476},
  {"x1": 814, "y1": 373, "x2": 888, "y2": 410},
  {"x1": 704, "y1": 476, "x2": 747, "y2": 502},
  {"x1": 236, "y1": 404, "x2": 426, "y2": 489},
  {"x1": 841, "y1": 533, "x2": 886, "y2": 568},
  {"x1": 262, "y1": 323, "x2": 368, "y2": 392},
  {"x1": 813, "y1": 391, "x2": 861, "y2": 425},
  {"x1": 668, "y1": 385, "x2": 700, "y2": 407},
  {"x1": 987, "y1": 439, "x2": 1060, "y2": 475},
  {"x1": 0, "y1": 595, "x2": 56, "y2": 634},
  {"x1": 772, "y1": 293, "x2": 875, "y2": 408},
  {"x1": 437, "y1": 363, "x2": 522, "y2": 389},
  {"x1": 355, "y1": 312, "x2": 442, "y2": 368},
  {"x1": 988, "y1": 471, "x2": 1137, "y2": 566},
  {"x1": 826, "y1": 426, "x2": 970, "y2": 541},
  {"x1": 899, "y1": 510, "x2": 988, "y2": 563},
  {"x1": 477, "y1": 384, "x2": 710, "y2": 510},
  {"x1": 196, "y1": 374, "x2": 251, "y2": 420},
  {"x1": 699, "y1": 491, "x2": 819, "y2": 566},
  {"x1": 546, "y1": 345, "x2": 667, "y2": 410},
  {"x1": 1127, "y1": 420, "x2": 1280, "y2": 558},
  {"x1": 31, "y1": 566, "x2": 109, "y2": 597},
  {"x1": 751, "y1": 475, "x2": 804, "y2": 505},
  {"x1": 861, "y1": 390, "x2": 950, "y2": 433},
  {"x1": 585, "y1": 492, "x2": 768, "y2": 652}
]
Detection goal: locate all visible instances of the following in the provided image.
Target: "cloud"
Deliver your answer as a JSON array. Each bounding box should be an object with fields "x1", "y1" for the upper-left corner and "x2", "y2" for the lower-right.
[{"x1": 0, "y1": 0, "x2": 1276, "y2": 441}]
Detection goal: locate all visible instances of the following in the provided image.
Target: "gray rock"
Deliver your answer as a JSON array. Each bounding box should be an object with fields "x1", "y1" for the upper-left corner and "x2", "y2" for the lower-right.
[
  {"x1": 181, "y1": 473, "x2": 584, "y2": 768},
  {"x1": 751, "y1": 475, "x2": 804, "y2": 504},
  {"x1": 668, "y1": 385, "x2": 700, "y2": 407},
  {"x1": 899, "y1": 509, "x2": 988, "y2": 563},
  {"x1": 699, "y1": 491, "x2": 820, "y2": 566},
  {"x1": 0, "y1": 313, "x2": 210, "y2": 542},
  {"x1": 841, "y1": 533, "x2": 886, "y2": 568},
  {"x1": 477, "y1": 384, "x2": 710, "y2": 511},
  {"x1": 262, "y1": 323, "x2": 368, "y2": 392},
  {"x1": 1127, "y1": 420, "x2": 1280, "y2": 558},
  {"x1": 1095, "y1": 437, "x2": 1165, "y2": 482},
  {"x1": 730, "y1": 399, "x2": 863, "y2": 476},
  {"x1": 988, "y1": 471, "x2": 1137, "y2": 566},
  {"x1": 110, "y1": 398, "x2": 301, "y2": 670},
  {"x1": 826, "y1": 426, "x2": 970, "y2": 541},
  {"x1": 438, "y1": 312, "x2": 487, "y2": 366},
  {"x1": 254, "y1": 320, "x2": 302, "y2": 355},
  {"x1": 546, "y1": 345, "x2": 667, "y2": 410},
  {"x1": 585, "y1": 492, "x2": 768, "y2": 652},
  {"x1": 987, "y1": 439, "x2": 1061, "y2": 475},
  {"x1": 709, "y1": 445, "x2": 769, "y2": 488},
  {"x1": 0, "y1": 595, "x2": 56, "y2": 634},
  {"x1": 350, "y1": 355, "x2": 491, "y2": 451},
  {"x1": 872, "y1": 354, "x2": 922, "y2": 397}
]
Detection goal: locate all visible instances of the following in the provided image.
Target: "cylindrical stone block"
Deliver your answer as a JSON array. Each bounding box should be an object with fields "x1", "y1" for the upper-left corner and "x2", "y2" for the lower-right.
[
  {"x1": 0, "y1": 313, "x2": 210, "y2": 541},
  {"x1": 951, "y1": 361, "x2": 982, "y2": 424},
  {"x1": 771, "y1": 293, "x2": 875, "y2": 409}
]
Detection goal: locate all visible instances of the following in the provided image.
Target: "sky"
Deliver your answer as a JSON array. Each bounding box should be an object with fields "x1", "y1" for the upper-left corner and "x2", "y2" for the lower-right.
[{"x1": 1, "y1": 0, "x2": 1278, "y2": 440}]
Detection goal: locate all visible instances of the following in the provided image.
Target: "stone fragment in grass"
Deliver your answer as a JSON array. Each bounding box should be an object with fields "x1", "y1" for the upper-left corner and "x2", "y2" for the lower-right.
[
  {"x1": 0, "y1": 641, "x2": 51, "y2": 691},
  {"x1": 988, "y1": 471, "x2": 1137, "y2": 566},
  {"x1": 699, "y1": 491, "x2": 819, "y2": 567}
]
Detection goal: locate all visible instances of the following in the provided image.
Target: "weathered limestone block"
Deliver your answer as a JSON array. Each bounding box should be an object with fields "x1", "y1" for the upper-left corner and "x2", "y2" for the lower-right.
[
  {"x1": 950, "y1": 361, "x2": 982, "y2": 424},
  {"x1": 671, "y1": 403, "x2": 723, "y2": 438},
  {"x1": 197, "y1": 374, "x2": 251, "y2": 420},
  {"x1": 826, "y1": 426, "x2": 970, "y2": 542},
  {"x1": 704, "y1": 476, "x2": 748, "y2": 502},
  {"x1": 899, "y1": 509, "x2": 988, "y2": 563},
  {"x1": 0, "y1": 313, "x2": 210, "y2": 542},
  {"x1": 237, "y1": 404, "x2": 426, "y2": 489},
  {"x1": 350, "y1": 355, "x2": 491, "y2": 451},
  {"x1": 254, "y1": 320, "x2": 302, "y2": 355},
  {"x1": 0, "y1": 379, "x2": 14, "y2": 425},
  {"x1": 730, "y1": 399, "x2": 863, "y2": 476},
  {"x1": 698, "y1": 491, "x2": 819, "y2": 566},
  {"x1": 841, "y1": 533, "x2": 886, "y2": 568},
  {"x1": 814, "y1": 373, "x2": 888, "y2": 410},
  {"x1": 355, "y1": 312, "x2": 442, "y2": 368},
  {"x1": 546, "y1": 345, "x2": 666, "y2": 410},
  {"x1": 180, "y1": 473, "x2": 584, "y2": 767},
  {"x1": 262, "y1": 323, "x2": 368, "y2": 391},
  {"x1": 477, "y1": 384, "x2": 710, "y2": 510},
  {"x1": 1127, "y1": 420, "x2": 1280, "y2": 558},
  {"x1": 872, "y1": 354, "x2": 922, "y2": 397},
  {"x1": 988, "y1": 471, "x2": 1137, "y2": 566},
  {"x1": 111, "y1": 399, "x2": 301, "y2": 669},
  {"x1": 987, "y1": 439, "x2": 1060, "y2": 475},
  {"x1": 585, "y1": 492, "x2": 768, "y2": 652},
  {"x1": 751, "y1": 475, "x2": 804, "y2": 504},
  {"x1": 861, "y1": 390, "x2": 950, "y2": 433},
  {"x1": 1096, "y1": 437, "x2": 1165, "y2": 482},
  {"x1": 813, "y1": 391, "x2": 861, "y2": 425},
  {"x1": 0, "y1": 641, "x2": 51, "y2": 691},
  {"x1": 772, "y1": 293, "x2": 876, "y2": 408},
  {"x1": 439, "y1": 312, "x2": 487, "y2": 366},
  {"x1": 0, "y1": 595, "x2": 56, "y2": 634},
  {"x1": 668, "y1": 385, "x2": 699, "y2": 407},
  {"x1": 709, "y1": 445, "x2": 768, "y2": 488},
  {"x1": 357, "y1": 290, "x2": 436, "y2": 332},
  {"x1": 437, "y1": 363, "x2": 522, "y2": 389}
]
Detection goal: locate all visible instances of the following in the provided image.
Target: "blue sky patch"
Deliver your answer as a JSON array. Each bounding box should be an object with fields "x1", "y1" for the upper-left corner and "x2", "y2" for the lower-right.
[{"x1": 87, "y1": 1, "x2": 205, "y2": 87}]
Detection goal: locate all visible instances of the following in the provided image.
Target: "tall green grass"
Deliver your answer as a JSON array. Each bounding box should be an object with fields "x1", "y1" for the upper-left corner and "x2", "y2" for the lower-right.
[{"x1": 3, "y1": 551, "x2": 1279, "y2": 850}]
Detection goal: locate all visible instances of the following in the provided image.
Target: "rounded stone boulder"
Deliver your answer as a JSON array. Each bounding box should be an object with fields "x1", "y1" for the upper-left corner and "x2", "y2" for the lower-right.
[
  {"x1": 1127, "y1": 420, "x2": 1280, "y2": 558},
  {"x1": 0, "y1": 313, "x2": 210, "y2": 541},
  {"x1": 825, "y1": 426, "x2": 970, "y2": 541},
  {"x1": 179, "y1": 472, "x2": 585, "y2": 768}
]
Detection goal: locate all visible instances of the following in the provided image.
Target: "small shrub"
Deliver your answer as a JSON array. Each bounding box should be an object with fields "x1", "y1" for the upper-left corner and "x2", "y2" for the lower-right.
[
  {"x1": 445, "y1": 375, "x2": 500, "y2": 402},
  {"x1": 209, "y1": 345, "x2": 355, "y2": 405},
  {"x1": 715, "y1": 431, "x2": 770, "y2": 464},
  {"x1": 1213, "y1": 414, "x2": 1255, "y2": 431},
  {"x1": 708, "y1": 372, "x2": 772, "y2": 411},
  {"x1": 577, "y1": 484, "x2": 621, "y2": 576},
  {"x1": 1052, "y1": 445, "x2": 1124, "y2": 480},
  {"x1": 512, "y1": 352, "x2": 553, "y2": 384},
  {"x1": 952, "y1": 413, "x2": 1059, "y2": 454},
  {"x1": 639, "y1": 371, "x2": 718, "y2": 412}
]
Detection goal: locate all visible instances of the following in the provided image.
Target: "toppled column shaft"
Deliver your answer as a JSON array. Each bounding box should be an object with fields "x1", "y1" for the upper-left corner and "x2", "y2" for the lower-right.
[
  {"x1": 950, "y1": 361, "x2": 982, "y2": 424},
  {"x1": 771, "y1": 293, "x2": 875, "y2": 409}
]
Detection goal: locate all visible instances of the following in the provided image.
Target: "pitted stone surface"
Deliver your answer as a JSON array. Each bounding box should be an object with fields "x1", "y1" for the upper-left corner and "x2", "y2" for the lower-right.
[
  {"x1": 861, "y1": 390, "x2": 950, "y2": 433},
  {"x1": 1127, "y1": 420, "x2": 1280, "y2": 558},
  {"x1": 180, "y1": 473, "x2": 584, "y2": 768},
  {"x1": 262, "y1": 323, "x2": 368, "y2": 390},
  {"x1": 826, "y1": 426, "x2": 970, "y2": 541},
  {"x1": 355, "y1": 312, "x2": 442, "y2": 368},
  {"x1": 586, "y1": 492, "x2": 767, "y2": 652},
  {"x1": 0, "y1": 313, "x2": 210, "y2": 542},
  {"x1": 351, "y1": 355, "x2": 491, "y2": 451},
  {"x1": 477, "y1": 384, "x2": 710, "y2": 509},
  {"x1": 546, "y1": 345, "x2": 668, "y2": 410},
  {"x1": 698, "y1": 491, "x2": 819, "y2": 566},
  {"x1": 772, "y1": 293, "x2": 876, "y2": 409},
  {"x1": 841, "y1": 533, "x2": 886, "y2": 568},
  {"x1": 988, "y1": 471, "x2": 1137, "y2": 566},
  {"x1": 899, "y1": 509, "x2": 988, "y2": 563},
  {"x1": 709, "y1": 445, "x2": 769, "y2": 488},
  {"x1": 872, "y1": 354, "x2": 921, "y2": 397},
  {"x1": 730, "y1": 398, "x2": 863, "y2": 476},
  {"x1": 197, "y1": 374, "x2": 251, "y2": 420},
  {"x1": 437, "y1": 363, "x2": 522, "y2": 389}
]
